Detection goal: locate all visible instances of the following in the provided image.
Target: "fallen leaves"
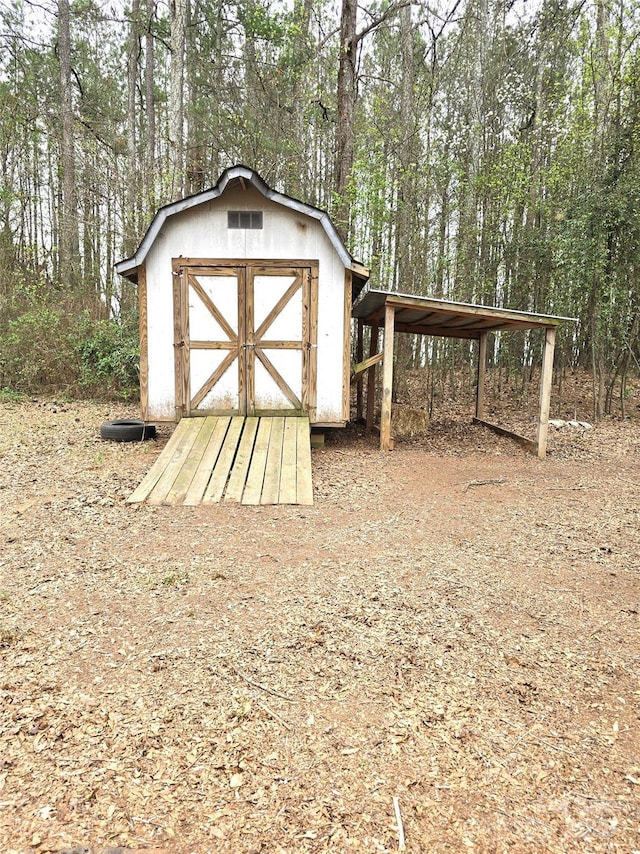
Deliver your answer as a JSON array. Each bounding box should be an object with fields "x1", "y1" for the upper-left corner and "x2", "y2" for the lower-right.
[{"x1": 0, "y1": 395, "x2": 639, "y2": 852}]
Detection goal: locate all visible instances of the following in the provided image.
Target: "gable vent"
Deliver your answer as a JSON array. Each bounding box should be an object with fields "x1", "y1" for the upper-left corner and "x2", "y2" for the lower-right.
[{"x1": 228, "y1": 210, "x2": 263, "y2": 229}]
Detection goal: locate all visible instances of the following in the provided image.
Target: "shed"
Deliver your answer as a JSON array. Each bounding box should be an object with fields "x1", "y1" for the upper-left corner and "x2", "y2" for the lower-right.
[
  {"x1": 352, "y1": 290, "x2": 576, "y2": 458},
  {"x1": 116, "y1": 166, "x2": 369, "y2": 425}
]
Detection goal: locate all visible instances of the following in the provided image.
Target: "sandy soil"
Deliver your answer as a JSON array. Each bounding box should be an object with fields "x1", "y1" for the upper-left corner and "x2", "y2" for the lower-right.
[{"x1": 0, "y1": 387, "x2": 639, "y2": 853}]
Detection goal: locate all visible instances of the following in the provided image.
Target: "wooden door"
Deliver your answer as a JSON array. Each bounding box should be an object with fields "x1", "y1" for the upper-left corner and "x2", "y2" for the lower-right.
[
  {"x1": 247, "y1": 265, "x2": 311, "y2": 415},
  {"x1": 174, "y1": 265, "x2": 244, "y2": 416},
  {"x1": 174, "y1": 261, "x2": 317, "y2": 418}
]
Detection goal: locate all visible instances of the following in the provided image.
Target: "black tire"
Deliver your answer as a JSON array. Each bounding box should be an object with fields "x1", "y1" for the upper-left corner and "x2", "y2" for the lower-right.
[{"x1": 100, "y1": 419, "x2": 157, "y2": 442}]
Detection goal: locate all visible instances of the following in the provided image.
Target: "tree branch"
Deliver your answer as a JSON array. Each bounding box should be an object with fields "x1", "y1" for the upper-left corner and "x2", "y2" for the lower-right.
[{"x1": 355, "y1": 0, "x2": 417, "y2": 44}]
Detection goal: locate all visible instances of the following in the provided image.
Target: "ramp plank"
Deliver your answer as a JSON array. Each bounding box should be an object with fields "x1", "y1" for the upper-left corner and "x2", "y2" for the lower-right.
[
  {"x1": 147, "y1": 418, "x2": 205, "y2": 505},
  {"x1": 278, "y1": 417, "x2": 299, "y2": 504},
  {"x1": 165, "y1": 417, "x2": 217, "y2": 505},
  {"x1": 202, "y1": 416, "x2": 244, "y2": 504},
  {"x1": 296, "y1": 417, "x2": 313, "y2": 505},
  {"x1": 226, "y1": 417, "x2": 259, "y2": 502},
  {"x1": 242, "y1": 418, "x2": 272, "y2": 505},
  {"x1": 182, "y1": 416, "x2": 231, "y2": 505},
  {"x1": 260, "y1": 417, "x2": 285, "y2": 504},
  {"x1": 127, "y1": 419, "x2": 191, "y2": 503}
]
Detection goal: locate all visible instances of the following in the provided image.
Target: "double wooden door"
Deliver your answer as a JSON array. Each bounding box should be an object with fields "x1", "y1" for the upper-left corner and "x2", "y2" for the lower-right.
[{"x1": 173, "y1": 261, "x2": 317, "y2": 417}]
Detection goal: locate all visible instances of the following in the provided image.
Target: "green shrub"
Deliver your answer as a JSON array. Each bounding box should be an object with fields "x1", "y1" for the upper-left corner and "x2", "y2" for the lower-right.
[
  {"x1": 0, "y1": 285, "x2": 140, "y2": 399},
  {"x1": 76, "y1": 313, "x2": 140, "y2": 398},
  {"x1": 0, "y1": 387, "x2": 25, "y2": 402},
  {"x1": 0, "y1": 304, "x2": 78, "y2": 392}
]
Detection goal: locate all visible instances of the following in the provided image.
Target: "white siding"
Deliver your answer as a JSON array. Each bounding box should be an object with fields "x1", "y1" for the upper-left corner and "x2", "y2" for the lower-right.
[{"x1": 144, "y1": 185, "x2": 347, "y2": 422}]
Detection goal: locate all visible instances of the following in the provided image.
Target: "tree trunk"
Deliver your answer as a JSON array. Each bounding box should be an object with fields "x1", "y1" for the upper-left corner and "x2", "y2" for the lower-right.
[
  {"x1": 287, "y1": 0, "x2": 314, "y2": 199},
  {"x1": 393, "y1": 3, "x2": 417, "y2": 392},
  {"x1": 395, "y1": 3, "x2": 415, "y2": 292},
  {"x1": 334, "y1": 0, "x2": 358, "y2": 238},
  {"x1": 125, "y1": 0, "x2": 140, "y2": 264},
  {"x1": 57, "y1": 0, "x2": 79, "y2": 292},
  {"x1": 168, "y1": 0, "x2": 187, "y2": 200},
  {"x1": 144, "y1": 0, "x2": 156, "y2": 212}
]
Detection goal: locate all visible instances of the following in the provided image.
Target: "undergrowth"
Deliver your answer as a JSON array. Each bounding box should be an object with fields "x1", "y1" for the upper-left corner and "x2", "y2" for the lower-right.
[{"x1": 0, "y1": 282, "x2": 139, "y2": 400}]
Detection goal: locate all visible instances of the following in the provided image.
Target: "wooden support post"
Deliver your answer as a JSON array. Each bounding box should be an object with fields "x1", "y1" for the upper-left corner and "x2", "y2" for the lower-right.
[
  {"x1": 380, "y1": 304, "x2": 395, "y2": 451},
  {"x1": 172, "y1": 264, "x2": 188, "y2": 420},
  {"x1": 342, "y1": 271, "x2": 352, "y2": 422},
  {"x1": 356, "y1": 318, "x2": 364, "y2": 421},
  {"x1": 138, "y1": 265, "x2": 149, "y2": 422},
  {"x1": 366, "y1": 322, "x2": 379, "y2": 432},
  {"x1": 536, "y1": 326, "x2": 556, "y2": 460},
  {"x1": 476, "y1": 331, "x2": 487, "y2": 420}
]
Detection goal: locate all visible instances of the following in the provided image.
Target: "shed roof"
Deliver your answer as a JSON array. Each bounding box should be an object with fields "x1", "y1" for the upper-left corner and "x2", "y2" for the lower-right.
[
  {"x1": 115, "y1": 165, "x2": 370, "y2": 290},
  {"x1": 353, "y1": 290, "x2": 576, "y2": 339}
]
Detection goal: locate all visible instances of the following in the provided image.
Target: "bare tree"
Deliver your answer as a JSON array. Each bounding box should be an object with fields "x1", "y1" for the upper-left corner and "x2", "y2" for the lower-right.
[
  {"x1": 144, "y1": 0, "x2": 156, "y2": 209},
  {"x1": 57, "y1": 0, "x2": 79, "y2": 289},
  {"x1": 168, "y1": 0, "x2": 188, "y2": 199}
]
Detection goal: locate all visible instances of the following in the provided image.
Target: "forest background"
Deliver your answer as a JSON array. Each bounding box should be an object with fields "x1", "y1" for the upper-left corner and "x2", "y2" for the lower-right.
[{"x1": 0, "y1": 0, "x2": 638, "y2": 419}]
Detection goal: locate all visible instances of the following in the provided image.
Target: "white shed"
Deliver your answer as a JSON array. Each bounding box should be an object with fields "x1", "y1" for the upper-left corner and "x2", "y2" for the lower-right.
[{"x1": 116, "y1": 166, "x2": 369, "y2": 425}]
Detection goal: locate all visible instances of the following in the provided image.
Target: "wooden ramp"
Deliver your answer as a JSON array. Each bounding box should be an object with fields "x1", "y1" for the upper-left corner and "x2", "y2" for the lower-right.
[{"x1": 127, "y1": 416, "x2": 313, "y2": 506}]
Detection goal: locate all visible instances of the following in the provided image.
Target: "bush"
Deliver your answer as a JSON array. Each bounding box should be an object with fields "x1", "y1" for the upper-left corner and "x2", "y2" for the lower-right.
[
  {"x1": 76, "y1": 313, "x2": 140, "y2": 398},
  {"x1": 0, "y1": 304, "x2": 77, "y2": 392},
  {"x1": 0, "y1": 288, "x2": 140, "y2": 399}
]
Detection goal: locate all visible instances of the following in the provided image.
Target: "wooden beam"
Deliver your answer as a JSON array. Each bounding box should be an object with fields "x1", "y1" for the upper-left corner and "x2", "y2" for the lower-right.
[
  {"x1": 351, "y1": 351, "x2": 384, "y2": 378},
  {"x1": 238, "y1": 267, "x2": 247, "y2": 416},
  {"x1": 473, "y1": 418, "x2": 536, "y2": 453},
  {"x1": 189, "y1": 341, "x2": 238, "y2": 350},
  {"x1": 536, "y1": 326, "x2": 556, "y2": 459},
  {"x1": 356, "y1": 318, "x2": 364, "y2": 420},
  {"x1": 180, "y1": 257, "x2": 319, "y2": 270},
  {"x1": 382, "y1": 293, "x2": 573, "y2": 329},
  {"x1": 138, "y1": 265, "x2": 149, "y2": 422},
  {"x1": 172, "y1": 264, "x2": 188, "y2": 420},
  {"x1": 148, "y1": 417, "x2": 204, "y2": 505},
  {"x1": 351, "y1": 261, "x2": 370, "y2": 279},
  {"x1": 242, "y1": 417, "x2": 272, "y2": 504},
  {"x1": 245, "y1": 266, "x2": 255, "y2": 415},
  {"x1": 309, "y1": 265, "x2": 319, "y2": 422},
  {"x1": 366, "y1": 323, "x2": 379, "y2": 431},
  {"x1": 476, "y1": 331, "x2": 488, "y2": 420},
  {"x1": 165, "y1": 416, "x2": 216, "y2": 505},
  {"x1": 343, "y1": 270, "x2": 352, "y2": 423},
  {"x1": 392, "y1": 321, "x2": 481, "y2": 339},
  {"x1": 380, "y1": 303, "x2": 395, "y2": 451}
]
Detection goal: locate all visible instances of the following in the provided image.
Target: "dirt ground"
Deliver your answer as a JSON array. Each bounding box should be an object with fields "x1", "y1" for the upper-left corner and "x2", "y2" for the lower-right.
[{"x1": 1, "y1": 375, "x2": 639, "y2": 853}]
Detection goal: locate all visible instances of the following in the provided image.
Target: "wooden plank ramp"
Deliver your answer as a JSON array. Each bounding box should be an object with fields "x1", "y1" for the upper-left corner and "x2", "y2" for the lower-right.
[{"x1": 127, "y1": 416, "x2": 313, "y2": 506}]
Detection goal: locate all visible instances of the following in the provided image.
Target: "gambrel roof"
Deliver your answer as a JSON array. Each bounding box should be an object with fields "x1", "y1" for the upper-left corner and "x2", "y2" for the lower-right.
[{"x1": 115, "y1": 165, "x2": 369, "y2": 288}]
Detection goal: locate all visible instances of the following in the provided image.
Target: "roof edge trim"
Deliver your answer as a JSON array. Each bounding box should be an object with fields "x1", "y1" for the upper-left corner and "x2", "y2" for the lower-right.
[
  {"x1": 115, "y1": 166, "x2": 369, "y2": 279},
  {"x1": 353, "y1": 289, "x2": 578, "y2": 327}
]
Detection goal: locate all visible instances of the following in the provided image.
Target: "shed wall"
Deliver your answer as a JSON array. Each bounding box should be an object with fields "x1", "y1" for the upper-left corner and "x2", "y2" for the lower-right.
[{"x1": 144, "y1": 185, "x2": 347, "y2": 422}]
